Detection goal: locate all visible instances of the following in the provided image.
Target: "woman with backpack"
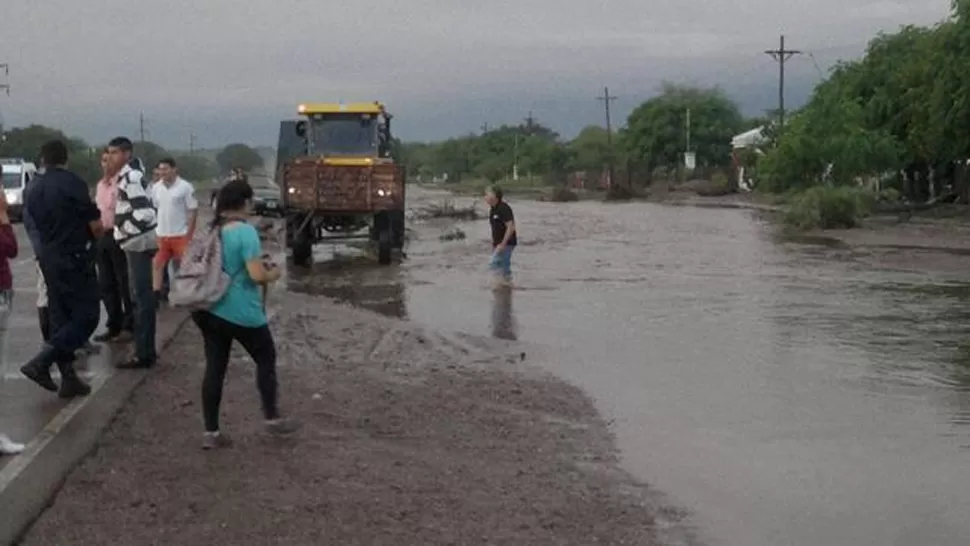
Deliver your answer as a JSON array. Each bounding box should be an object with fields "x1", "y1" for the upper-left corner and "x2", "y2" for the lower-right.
[{"x1": 190, "y1": 179, "x2": 295, "y2": 449}]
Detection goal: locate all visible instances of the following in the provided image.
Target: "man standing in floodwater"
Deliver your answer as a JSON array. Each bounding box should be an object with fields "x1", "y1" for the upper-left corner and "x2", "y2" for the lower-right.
[
  {"x1": 20, "y1": 140, "x2": 101, "y2": 398},
  {"x1": 485, "y1": 186, "x2": 517, "y2": 285}
]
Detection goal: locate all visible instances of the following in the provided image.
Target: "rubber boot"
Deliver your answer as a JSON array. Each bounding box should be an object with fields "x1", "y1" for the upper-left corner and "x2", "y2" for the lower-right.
[
  {"x1": 20, "y1": 344, "x2": 58, "y2": 392},
  {"x1": 56, "y1": 360, "x2": 91, "y2": 399}
]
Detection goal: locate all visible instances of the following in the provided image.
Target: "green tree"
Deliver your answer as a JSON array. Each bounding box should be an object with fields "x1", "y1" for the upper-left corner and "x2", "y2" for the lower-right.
[
  {"x1": 174, "y1": 154, "x2": 219, "y2": 183},
  {"x1": 0, "y1": 124, "x2": 101, "y2": 183},
  {"x1": 568, "y1": 125, "x2": 611, "y2": 172},
  {"x1": 624, "y1": 83, "x2": 744, "y2": 176},
  {"x1": 216, "y1": 143, "x2": 264, "y2": 174}
]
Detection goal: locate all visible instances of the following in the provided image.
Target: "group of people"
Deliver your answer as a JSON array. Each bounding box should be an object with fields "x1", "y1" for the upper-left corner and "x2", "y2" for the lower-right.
[{"x1": 0, "y1": 137, "x2": 292, "y2": 454}]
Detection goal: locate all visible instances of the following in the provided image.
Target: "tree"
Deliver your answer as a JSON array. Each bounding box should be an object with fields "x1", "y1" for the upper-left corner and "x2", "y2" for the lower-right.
[
  {"x1": 624, "y1": 84, "x2": 744, "y2": 176},
  {"x1": 174, "y1": 154, "x2": 219, "y2": 183},
  {"x1": 133, "y1": 141, "x2": 171, "y2": 172},
  {"x1": 216, "y1": 143, "x2": 264, "y2": 174},
  {"x1": 568, "y1": 125, "x2": 611, "y2": 172},
  {"x1": 0, "y1": 124, "x2": 101, "y2": 183}
]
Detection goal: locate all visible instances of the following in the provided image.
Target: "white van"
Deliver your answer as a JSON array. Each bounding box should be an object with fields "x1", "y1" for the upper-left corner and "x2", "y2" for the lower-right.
[{"x1": 1, "y1": 158, "x2": 37, "y2": 222}]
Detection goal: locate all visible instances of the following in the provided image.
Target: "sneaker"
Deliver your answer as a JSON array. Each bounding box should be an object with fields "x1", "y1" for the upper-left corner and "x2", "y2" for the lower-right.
[
  {"x1": 265, "y1": 418, "x2": 299, "y2": 436},
  {"x1": 0, "y1": 434, "x2": 25, "y2": 455},
  {"x1": 202, "y1": 431, "x2": 232, "y2": 450}
]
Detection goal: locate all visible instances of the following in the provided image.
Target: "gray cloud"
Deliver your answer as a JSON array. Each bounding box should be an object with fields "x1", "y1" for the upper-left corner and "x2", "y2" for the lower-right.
[{"x1": 0, "y1": 0, "x2": 950, "y2": 147}]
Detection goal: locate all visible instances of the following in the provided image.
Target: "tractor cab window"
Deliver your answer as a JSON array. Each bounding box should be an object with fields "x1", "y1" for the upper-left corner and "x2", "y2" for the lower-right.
[{"x1": 308, "y1": 113, "x2": 378, "y2": 157}]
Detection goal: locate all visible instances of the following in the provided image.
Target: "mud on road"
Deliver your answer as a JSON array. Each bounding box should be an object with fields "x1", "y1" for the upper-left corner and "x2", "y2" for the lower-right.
[{"x1": 20, "y1": 292, "x2": 680, "y2": 546}]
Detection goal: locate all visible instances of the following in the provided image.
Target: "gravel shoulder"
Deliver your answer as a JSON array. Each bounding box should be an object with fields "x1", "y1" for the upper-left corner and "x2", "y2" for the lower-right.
[{"x1": 20, "y1": 293, "x2": 673, "y2": 546}]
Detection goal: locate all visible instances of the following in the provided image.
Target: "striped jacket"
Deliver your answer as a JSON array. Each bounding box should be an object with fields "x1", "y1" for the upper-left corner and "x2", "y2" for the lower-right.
[{"x1": 113, "y1": 161, "x2": 157, "y2": 249}]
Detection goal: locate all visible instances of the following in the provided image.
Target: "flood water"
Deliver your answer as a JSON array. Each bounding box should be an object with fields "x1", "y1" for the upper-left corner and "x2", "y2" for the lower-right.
[{"x1": 288, "y1": 188, "x2": 970, "y2": 546}]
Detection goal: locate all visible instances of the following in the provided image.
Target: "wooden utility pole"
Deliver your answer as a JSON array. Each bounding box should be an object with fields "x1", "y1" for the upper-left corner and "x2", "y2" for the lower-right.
[
  {"x1": 189, "y1": 133, "x2": 197, "y2": 155},
  {"x1": 597, "y1": 86, "x2": 618, "y2": 189},
  {"x1": 764, "y1": 35, "x2": 801, "y2": 130},
  {"x1": 138, "y1": 112, "x2": 147, "y2": 144},
  {"x1": 524, "y1": 110, "x2": 535, "y2": 133},
  {"x1": 0, "y1": 63, "x2": 9, "y2": 140},
  {"x1": 0, "y1": 63, "x2": 9, "y2": 96}
]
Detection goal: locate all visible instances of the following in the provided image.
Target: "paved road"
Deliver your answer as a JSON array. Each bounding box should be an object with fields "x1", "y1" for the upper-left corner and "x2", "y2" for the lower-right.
[{"x1": 0, "y1": 223, "x2": 118, "y2": 470}]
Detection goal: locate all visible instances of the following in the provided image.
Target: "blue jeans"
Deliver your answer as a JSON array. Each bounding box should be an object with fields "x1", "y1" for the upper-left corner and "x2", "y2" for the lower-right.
[
  {"x1": 489, "y1": 246, "x2": 514, "y2": 280},
  {"x1": 126, "y1": 250, "x2": 157, "y2": 362}
]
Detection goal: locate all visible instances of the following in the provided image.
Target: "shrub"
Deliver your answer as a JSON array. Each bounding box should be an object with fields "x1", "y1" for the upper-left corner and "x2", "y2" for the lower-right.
[
  {"x1": 546, "y1": 187, "x2": 579, "y2": 202},
  {"x1": 783, "y1": 186, "x2": 875, "y2": 230}
]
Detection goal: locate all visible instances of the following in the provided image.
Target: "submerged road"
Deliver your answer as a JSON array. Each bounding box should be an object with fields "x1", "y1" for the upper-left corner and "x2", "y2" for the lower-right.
[{"x1": 293, "y1": 188, "x2": 970, "y2": 546}]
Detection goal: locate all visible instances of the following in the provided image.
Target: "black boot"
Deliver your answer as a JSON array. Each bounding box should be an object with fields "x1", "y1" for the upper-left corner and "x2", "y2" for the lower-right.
[
  {"x1": 20, "y1": 344, "x2": 58, "y2": 392},
  {"x1": 56, "y1": 360, "x2": 91, "y2": 399}
]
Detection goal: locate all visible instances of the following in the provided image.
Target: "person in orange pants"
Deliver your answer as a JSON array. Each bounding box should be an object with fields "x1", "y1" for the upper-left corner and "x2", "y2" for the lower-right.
[{"x1": 150, "y1": 158, "x2": 198, "y2": 304}]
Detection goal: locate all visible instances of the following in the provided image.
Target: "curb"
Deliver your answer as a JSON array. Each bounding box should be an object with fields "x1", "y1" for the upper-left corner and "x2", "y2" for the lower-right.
[{"x1": 0, "y1": 311, "x2": 193, "y2": 546}]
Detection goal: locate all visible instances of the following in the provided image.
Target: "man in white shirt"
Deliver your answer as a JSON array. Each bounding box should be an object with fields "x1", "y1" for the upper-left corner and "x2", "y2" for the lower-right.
[{"x1": 151, "y1": 158, "x2": 198, "y2": 303}]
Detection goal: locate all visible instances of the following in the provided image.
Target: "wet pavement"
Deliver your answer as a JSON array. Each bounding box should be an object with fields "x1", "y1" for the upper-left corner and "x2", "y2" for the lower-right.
[
  {"x1": 0, "y1": 225, "x2": 125, "y2": 473},
  {"x1": 290, "y1": 187, "x2": 970, "y2": 546}
]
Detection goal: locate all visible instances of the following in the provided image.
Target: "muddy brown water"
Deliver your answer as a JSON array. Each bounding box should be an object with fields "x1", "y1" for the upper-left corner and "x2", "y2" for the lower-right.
[{"x1": 286, "y1": 188, "x2": 970, "y2": 546}]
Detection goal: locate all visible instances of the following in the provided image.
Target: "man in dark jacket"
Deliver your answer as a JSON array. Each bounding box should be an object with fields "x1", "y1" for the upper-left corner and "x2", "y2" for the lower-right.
[{"x1": 19, "y1": 140, "x2": 102, "y2": 398}]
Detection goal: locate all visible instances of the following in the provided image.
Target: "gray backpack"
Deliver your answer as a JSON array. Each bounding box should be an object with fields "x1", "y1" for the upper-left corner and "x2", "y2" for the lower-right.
[{"x1": 169, "y1": 227, "x2": 232, "y2": 310}]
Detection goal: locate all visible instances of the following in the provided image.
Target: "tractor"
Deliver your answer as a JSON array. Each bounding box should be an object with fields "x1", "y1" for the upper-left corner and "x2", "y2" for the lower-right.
[{"x1": 276, "y1": 102, "x2": 406, "y2": 266}]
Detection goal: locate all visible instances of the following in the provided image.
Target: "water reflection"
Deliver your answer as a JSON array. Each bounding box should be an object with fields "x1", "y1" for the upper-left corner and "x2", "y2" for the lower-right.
[{"x1": 490, "y1": 286, "x2": 517, "y2": 340}]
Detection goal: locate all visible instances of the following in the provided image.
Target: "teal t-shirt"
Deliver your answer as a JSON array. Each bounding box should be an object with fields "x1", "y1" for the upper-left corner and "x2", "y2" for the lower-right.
[{"x1": 209, "y1": 222, "x2": 267, "y2": 328}]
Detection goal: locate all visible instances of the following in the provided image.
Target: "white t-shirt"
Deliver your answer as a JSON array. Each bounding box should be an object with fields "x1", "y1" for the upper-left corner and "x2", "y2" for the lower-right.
[{"x1": 151, "y1": 177, "x2": 198, "y2": 237}]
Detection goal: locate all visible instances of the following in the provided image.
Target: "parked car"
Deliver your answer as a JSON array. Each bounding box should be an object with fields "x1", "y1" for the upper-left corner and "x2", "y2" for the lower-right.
[{"x1": 210, "y1": 173, "x2": 282, "y2": 217}]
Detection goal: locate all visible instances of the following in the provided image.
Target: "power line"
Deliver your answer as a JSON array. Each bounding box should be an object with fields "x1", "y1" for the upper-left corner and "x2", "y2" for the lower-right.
[{"x1": 764, "y1": 34, "x2": 802, "y2": 130}]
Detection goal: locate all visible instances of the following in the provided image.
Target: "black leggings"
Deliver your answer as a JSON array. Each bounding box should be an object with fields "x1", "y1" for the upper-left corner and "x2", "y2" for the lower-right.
[{"x1": 191, "y1": 310, "x2": 279, "y2": 432}]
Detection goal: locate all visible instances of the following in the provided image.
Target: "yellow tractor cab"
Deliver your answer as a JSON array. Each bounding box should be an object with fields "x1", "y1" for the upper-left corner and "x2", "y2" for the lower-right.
[{"x1": 276, "y1": 101, "x2": 405, "y2": 266}]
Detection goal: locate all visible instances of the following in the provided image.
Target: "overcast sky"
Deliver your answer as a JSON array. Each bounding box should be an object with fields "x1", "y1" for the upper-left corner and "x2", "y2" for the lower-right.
[{"x1": 0, "y1": 0, "x2": 951, "y2": 149}]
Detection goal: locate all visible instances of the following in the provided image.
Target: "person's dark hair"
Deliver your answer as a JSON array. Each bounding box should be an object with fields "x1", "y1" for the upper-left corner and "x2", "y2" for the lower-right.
[
  {"x1": 107, "y1": 136, "x2": 133, "y2": 152},
  {"x1": 38, "y1": 140, "x2": 69, "y2": 167},
  {"x1": 212, "y1": 179, "x2": 254, "y2": 228},
  {"x1": 487, "y1": 185, "x2": 503, "y2": 201},
  {"x1": 157, "y1": 157, "x2": 177, "y2": 168}
]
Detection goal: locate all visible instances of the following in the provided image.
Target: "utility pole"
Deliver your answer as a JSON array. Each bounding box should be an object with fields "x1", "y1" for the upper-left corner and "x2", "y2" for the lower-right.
[
  {"x1": 189, "y1": 133, "x2": 196, "y2": 155},
  {"x1": 683, "y1": 108, "x2": 693, "y2": 181},
  {"x1": 0, "y1": 63, "x2": 9, "y2": 96},
  {"x1": 512, "y1": 133, "x2": 519, "y2": 181},
  {"x1": 764, "y1": 34, "x2": 801, "y2": 130},
  {"x1": 597, "y1": 86, "x2": 617, "y2": 189},
  {"x1": 0, "y1": 63, "x2": 8, "y2": 141},
  {"x1": 524, "y1": 110, "x2": 535, "y2": 133},
  {"x1": 138, "y1": 112, "x2": 147, "y2": 144}
]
